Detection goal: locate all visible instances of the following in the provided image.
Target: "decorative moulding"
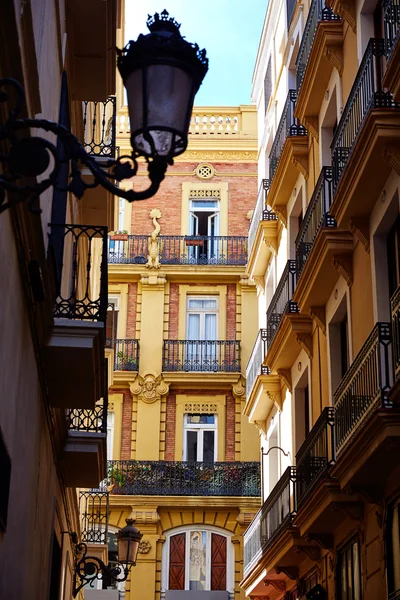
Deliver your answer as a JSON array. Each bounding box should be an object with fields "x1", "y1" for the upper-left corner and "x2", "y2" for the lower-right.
[{"x1": 130, "y1": 372, "x2": 169, "y2": 403}]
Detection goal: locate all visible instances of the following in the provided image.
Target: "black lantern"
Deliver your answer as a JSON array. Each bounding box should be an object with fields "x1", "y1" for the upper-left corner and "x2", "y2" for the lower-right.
[
  {"x1": 0, "y1": 10, "x2": 208, "y2": 213},
  {"x1": 118, "y1": 9, "x2": 208, "y2": 161},
  {"x1": 116, "y1": 518, "x2": 143, "y2": 567},
  {"x1": 73, "y1": 519, "x2": 143, "y2": 597}
]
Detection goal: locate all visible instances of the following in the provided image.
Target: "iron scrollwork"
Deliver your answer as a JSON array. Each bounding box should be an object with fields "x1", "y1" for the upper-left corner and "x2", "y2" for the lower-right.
[
  {"x1": 74, "y1": 541, "x2": 130, "y2": 597},
  {"x1": 0, "y1": 78, "x2": 170, "y2": 214}
]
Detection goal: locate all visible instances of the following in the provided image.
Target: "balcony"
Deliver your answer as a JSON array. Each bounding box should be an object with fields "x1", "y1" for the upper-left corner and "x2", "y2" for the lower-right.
[
  {"x1": 246, "y1": 329, "x2": 269, "y2": 399},
  {"x1": 294, "y1": 0, "x2": 342, "y2": 130},
  {"x1": 108, "y1": 235, "x2": 247, "y2": 266},
  {"x1": 266, "y1": 260, "x2": 299, "y2": 348},
  {"x1": 44, "y1": 224, "x2": 107, "y2": 408},
  {"x1": 107, "y1": 460, "x2": 261, "y2": 497},
  {"x1": 267, "y1": 91, "x2": 308, "y2": 220},
  {"x1": 296, "y1": 407, "x2": 335, "y2": 507},
  {"x1": 114, "y1": 339, "x2": 139, "y2": 371},
  {"x1": 63, "y1": 391, "x2": 107, "y2": 487},
  {"x1": 78, "y1": 490, "x2": 109, "y2": 572},
  {"x1": 392, "y1": 286, "x2": 400, "y2": 383},
  {"x1": 295, "y1": 167, "x2": 336, "y2": 279},
  {"x1": 80, "y1": 97, "x2": 117, "y2": 229},
  {"x1": 330, "y1": 38, "x2": 400, "y2": 227},
  {"x1": 162, "y1": 340, "x2": 240, "y2": 372},
  {"x1": 243, "y1": 467, "x2": 297, "y2": 575},
  {"x1": 247, "y1": 180, "x2": 278, "y2": 281},
  {"x1": 334, "y1": 323, "x2": 393, "y2": 456},
  {"x1": 383, "y1": 0, "x2": 400, "y2": 101}
]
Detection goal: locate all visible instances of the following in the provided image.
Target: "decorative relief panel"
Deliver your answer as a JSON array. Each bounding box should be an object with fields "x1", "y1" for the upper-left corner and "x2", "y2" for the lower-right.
[
  {"x1": 130, "y1": 372, "x2": 170, "y2": 404},
  {"x1": 189, "y1": 189, "x2": 220, "y2": 198},
  {"x1": 195, "y1": 163, "x2": 215, "y2": 179},
  {"x1": 184, "y1": 403, "x2": 218, "y2": 413}
]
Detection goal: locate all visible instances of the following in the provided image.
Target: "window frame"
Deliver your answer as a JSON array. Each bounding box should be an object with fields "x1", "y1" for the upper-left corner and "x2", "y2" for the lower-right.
[
  {"x1": 336, "y1": 536, "x2": 362, "y2": 600},
  {"x1": 186, "y1": 296, "x2": 219, "y2": 341},
  {"x1": 183, "y1": 413, "x2": 218, "y2": 462}
]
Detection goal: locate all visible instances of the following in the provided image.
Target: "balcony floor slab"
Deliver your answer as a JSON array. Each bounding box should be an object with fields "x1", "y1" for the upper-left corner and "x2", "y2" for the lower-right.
[
  {"x1": 247, "y1": 220, "x2": 279, "y2": 281},
  {"x1": 63, "y1": 430, "x2": 107, "y2": 488},
  {"x1": 266, "y1": 314, "x2": 313, "y2": 373}
]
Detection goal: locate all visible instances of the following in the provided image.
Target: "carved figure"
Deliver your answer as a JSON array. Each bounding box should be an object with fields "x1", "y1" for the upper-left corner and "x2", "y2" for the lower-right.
[
  {"x1": 146, "y1": 208, "x2": 162, "y2": 269},
  {"x1": 130, "y1": 372, "x2": 169, "y2": 404}
]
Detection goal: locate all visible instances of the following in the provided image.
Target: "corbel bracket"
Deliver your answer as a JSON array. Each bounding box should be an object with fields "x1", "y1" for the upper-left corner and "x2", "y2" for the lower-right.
[
  {"x1": 304, "y1": 116, "x2": 319, "y2": 141},
  {"x1": 309, "y1": 306, "x2": 326, "y2": 335},
  {"x1": 304, "y1": 533, "x2": 334, "y2": 550},
  {"x1": 349, "y1": 217, "x2": 369, "y2": 253},
  {"x1": 382, "y1": 145, "x2": 400, "y2": 175},
  {"x1": 277, "y1": 369, "x2": 292, "y2": 393},
  {"x1": 332, "y1": 253, "x2": 353, "y2": 287},
  {"x1": 296, "y1": 333, "x2": 313, "y2": 359},
  {"x1": 275, "y1": 566, "x2": 299, "y2": 580},
  {"x1": 293, "y1": 544, "x2": 321, "y2": 561},
  {"x1": 332, "y1": 501, "x2": 363, "y2": 523},
  {"x1": 324, "y1": 45, "x2": 344, "y2": 75},
  {"x1": 292, "y1": 155, "x2": 309, "y2": 180},
  {"x1": 264, "y1": 579, "x2": 286, "y2": 592}
]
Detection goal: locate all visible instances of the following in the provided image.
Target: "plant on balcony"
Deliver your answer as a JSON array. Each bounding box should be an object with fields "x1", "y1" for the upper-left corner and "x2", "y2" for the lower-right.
[
  {"x1": 110, "y1": 230, "x2": 129, "y2": 241},
  {"x1": 184, "y1": 236, "x2": 204, "y2": 246},
  {"x1": 116, "y1": 350, "x2": 137, "y2": 370},
  {"x1": 106, "y1": 466, "x2": 125, "y2": 491}
]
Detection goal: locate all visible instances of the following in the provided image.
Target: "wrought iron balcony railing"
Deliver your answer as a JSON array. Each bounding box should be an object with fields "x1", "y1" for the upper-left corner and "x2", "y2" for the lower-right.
[
  {"x1": 296, "y1": 0, "x2": 340, "y2": 91},
  {"x1": 269, "y1": 90, "x2": 307, "y2": 184},
  {"x1": 389, "y1": 589, "x2": 400, "y2": 600},
  {"x1": 114, "y1": 339, "x2": 139, "y2": 371},
  {"x1": 83, "y1": 96, "x2": 117, "y2": 158},
  {"x1": 334, "y1": 323, "x2": 393, "y2": 454},
  {"x1": 295, "y1": 167, "x2": 336, "y2": 277},
  {"x1": 383, "y1": 0, "x2": 400, "y2": 60},
  {"x1": 296, "y1": 407, "x2": 335, "y2": 506},
  {"x1": 67, "y1": 390, "x2": 108, "y2": 435},
  {"x1": 266, "y1": 260, "x2": 299, "y2": 347},
  {"x1": 331, "y1": 38, "x2": 399, "y2": 193},
  {"x1": 246, "y1": 329, "x2": 270, "y2": 399},
  {"x1": 163, "y1": 340, "x2": 240, "y2": 372},
  {"x1": 243, "y1": 508, "x2": 262, "y2": 577},
  {"x1": 49, "y1": 224, "x2": 108, "y2": 323},
  {"x1": 107, "y1": 460, "x2": 261, "y2": 497},
  {"x1": 248, "y1": 179, "x2": 277, "y2": 258},
  {"x1": 391, "y1": 285, "x2": 400, "y2": 382},
  {"x1": 260, "y1": 466, "x2": 297, "y2": 548},
  {"x1": 79, "y1": 490, "x2": 109, "y2": 545},
  {"x1": 108, "y1": 235, "x2": 247, "y2": 266}
]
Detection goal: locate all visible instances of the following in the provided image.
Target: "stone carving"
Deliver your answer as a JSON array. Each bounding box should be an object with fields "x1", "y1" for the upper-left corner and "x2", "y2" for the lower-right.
[
  {"x1": 138, "y1": 539, "x2": 152, "y2": 554},
  {"x1": 130, "y1": 372, "x2": 169, "y2": 404},
  {"x1": 146, "y1": 208, "x2": 162, "y2": 269},
  {"x1": 232, "y1": 376, "x2": 246, "y2": 399},
  {"x1": 195, "y1": 163, "x2": 215, "y2": 179},
  {"x1": 184, "y1": 403, "x2": 217, "y2": 413}
]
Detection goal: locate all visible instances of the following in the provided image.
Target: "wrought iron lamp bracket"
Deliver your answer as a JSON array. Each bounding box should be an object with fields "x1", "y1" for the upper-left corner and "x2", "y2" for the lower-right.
[
  {"x1": 73, "y1": 541, "x2": 132, "y2": 597},
  {"x1": 0, "y1": 78, "x2": 170, "y2": 214}
]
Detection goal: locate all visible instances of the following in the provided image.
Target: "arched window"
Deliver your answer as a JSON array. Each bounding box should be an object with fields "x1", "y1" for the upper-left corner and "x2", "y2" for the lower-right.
[{"x1": 162, "y1": 526, "x2": 234, "y2": 593}]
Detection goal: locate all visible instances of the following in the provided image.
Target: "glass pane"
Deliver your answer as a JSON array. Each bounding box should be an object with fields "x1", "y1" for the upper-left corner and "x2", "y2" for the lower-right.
[
  {"x1": 205, "y1": 314, "x2": 217, "y2": 340},
  {"x1": 347, "y1": 547, "x2": 353, "y2": 600},
  {"x1": 341, "y1": 553, "x2": 347, "y2": 600},
  {"x1": 189, "y1": 531, "x2": 207, "y2": 590},
  {"x1": 187, "y1": 414, "x2": 215, "y2": 425},
  {"x1": 192, "y1": 201, "x2": 218, "y2": 209},
  {"x1": 187, "y1": 314, "x2": 200, "y2": 340},
  {"x1": 203, "y1": 431, "x2": 215, "y2": 462},
  {"x1": 353, "y1": 542, "x2": 361, "y2": 600},
  {"x1": 188, "y1": 299, "x2": 218, "y2": 310},
  {"x1": 186, "y1": 431, "x2": 198, "y2": 462}
]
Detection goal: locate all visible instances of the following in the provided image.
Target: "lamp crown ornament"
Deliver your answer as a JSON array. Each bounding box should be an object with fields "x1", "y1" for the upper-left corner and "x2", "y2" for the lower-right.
[{"x1": 147, "y1": 9, "x2": 181, "y2": 33}]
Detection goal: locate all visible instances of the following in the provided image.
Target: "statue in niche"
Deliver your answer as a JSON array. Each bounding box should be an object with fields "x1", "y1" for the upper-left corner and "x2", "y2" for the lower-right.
[{"x1": 146, "y1": 208, "x2": 162, "y2": 269}]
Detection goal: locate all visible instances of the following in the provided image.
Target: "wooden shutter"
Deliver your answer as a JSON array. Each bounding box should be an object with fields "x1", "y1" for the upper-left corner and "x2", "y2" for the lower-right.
[
  {"x1": 211, "y1": 533, "x2": 227, "y2": 590},
  {"x1": 169, "y1": 533, "x2": 186, "y2": 590}
]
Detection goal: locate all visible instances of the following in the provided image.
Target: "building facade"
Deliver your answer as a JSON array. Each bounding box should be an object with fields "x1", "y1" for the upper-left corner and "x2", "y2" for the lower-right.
[
  {"x1": 241, "y1": 0, "x2": 400, "y2": 599},
  {"x1": 0, "y1": 1, "x2": 122, "y2": 598},
  {"x1": 88, "y1": 106, "x2": 262, "y2": 600}
]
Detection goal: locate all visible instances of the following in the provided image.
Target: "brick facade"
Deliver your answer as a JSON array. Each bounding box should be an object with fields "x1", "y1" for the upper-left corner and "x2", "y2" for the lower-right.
[
  {"x1": 120, "y1": 390, "x2": 133, "y2": 459},
  {"x1": 165, "y1": 393, "x2": 176, "y2": 461},
  {"x1": 226, "y1": 284, "x2": 237, "y2": 340},
  {"x1": 225, "y1": 392, "x2": 236, "y2": 461},
  {"x1": 126, "y1": 282, "x2": 138, "y2": 338}
]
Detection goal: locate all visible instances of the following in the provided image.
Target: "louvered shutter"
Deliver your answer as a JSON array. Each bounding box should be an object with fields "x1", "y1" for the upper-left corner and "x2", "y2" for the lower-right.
[
  {"x1": 211, "y1": 533, "x2": 226, "y2": 590},
  {"x1": 169, "y1": 533, "x2": 186, "y2": 590}
]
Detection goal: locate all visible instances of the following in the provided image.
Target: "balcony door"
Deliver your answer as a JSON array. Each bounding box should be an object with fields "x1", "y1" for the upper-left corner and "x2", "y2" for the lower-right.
[
  {"x1": 183, "y1": 414, "x2": 217, "y2": 462},
  {"x1": 188, "y1": 199, "x2": 220, "y2": 262},
  {"x1": 186, "y1": 297, "x2": 218, "y2": 370}
]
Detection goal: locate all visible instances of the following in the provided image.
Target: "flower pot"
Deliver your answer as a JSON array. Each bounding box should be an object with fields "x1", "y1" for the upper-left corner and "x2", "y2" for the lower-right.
[
  {"x1": 185, "y1": 237, "x2": 204, "y2": 246},
  {"x1": 110, "y1": 234, "x2": 128, "y2": 241}
]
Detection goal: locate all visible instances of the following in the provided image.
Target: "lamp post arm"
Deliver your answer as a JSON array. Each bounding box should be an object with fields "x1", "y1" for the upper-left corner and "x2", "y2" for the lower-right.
[{"x1": 73, "y1": 542, "x2": 131, "y2": 597}]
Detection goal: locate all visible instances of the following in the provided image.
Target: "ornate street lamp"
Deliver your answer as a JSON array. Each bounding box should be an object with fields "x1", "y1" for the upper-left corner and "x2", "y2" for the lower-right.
[
  {"x1": 0, "y1": 9, "x2": 208, "y2": 213},
  {"x1": 73, "y1": 518, "x2": 142, "y2": 596}
]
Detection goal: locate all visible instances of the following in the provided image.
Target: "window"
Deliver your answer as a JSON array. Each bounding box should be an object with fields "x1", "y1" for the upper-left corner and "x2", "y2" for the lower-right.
[
  {"x1": 337, "y1": 538, "x2": 361, "y2": 600},
  {"x1": 386, "y1": 497, "x2": 400, "y2": 596},
  {"x1": 186, "y1": 297, "x2": 218, "y2": 341},
  {"x1": 167, "y1": 529, "x2": 229, "y2": 591},
  {"x1": 329, "y1": 294, "x2": 350, "y2": 394},
  {"x1": 106, "y1": 296, "x2": 119, "y2": 346},
  {"x1": 264, "y1": 58, "x2": 272, "y2": 114},
  {"x1": 183, "y1": 414, "x2": 217, "y2": 462},
  {"x1": 0, "y1": 427, "x2": 11, "y2": 535},
  {"x1": 188, "y1": 198, "x2": 220, "y2": 262},
  {"x1": 387, "y1": 216, "x2": 400, "y2": 299},
  {"x1": 107, "y1": 411, "x2": 114, "y2": 460}
]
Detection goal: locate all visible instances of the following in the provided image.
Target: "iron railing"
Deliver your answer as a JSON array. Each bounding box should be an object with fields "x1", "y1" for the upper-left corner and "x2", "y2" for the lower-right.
[
  {"x1": 331, "y1": 38, "x2": 398, "y2": 192},
  {"x1": 49, "y1": 224, "x2": 108, "y2": 323},
  {"x1": 266, "y1": 260, "x2": 299, "y2": 347},
  {"x1": 269, "y1": 90, "x2": 307, "y2": 184},
  {"x1": 83, "y1": 96, "x2": 117, "y2": 158},
  {"x1": 334, "y1": 323, "x2": 393, "y2": 454},
  {"x1": 67, "y1": 395, "x2": 108, "y2": 435},
  {"x1": 108, "y1": 235, "x2": 247, "y2": 266},
  {"x1": 248, "y1": 179, "x2": 277, "y2": 258},
  {"x1": 107, "y1": 460, "x2": 261, "y2": 496},
  {"x1": 246, "y1": 329, "x2": 270, "y2": 399},
  {"x1": 296, "y1": 0, "x2": 341, "y2": 91},
  {"x1": 296, "y1": 407, "x2": 335, "y2": 506},
  {"x1": 243, "y1": 508, "x2": 262, "y2": 577},
  {"x1": 260, "y1": 467, "x2": 297, "y2": 548},
  {"x1": 163, "y1": 340, "x2": 240, "y2": 372},
  {"x1": 295, "y1": 167, "x2": 335, "y2": 277},
  {"x1": 391, "y1": 285, "x2": 400, "y2": 381},
  {"x1": 383, "y1": 0, "x2": 400, "y2": 60},
  {"x1": 79, "y1": 490, "x2": 109, "y2": 545},
  {"x1": 389, "y1": 590, "x2": 400, "y2": 600},
  {"x1": 114, "y1": 339, "x2": 139, "y2": 371}
]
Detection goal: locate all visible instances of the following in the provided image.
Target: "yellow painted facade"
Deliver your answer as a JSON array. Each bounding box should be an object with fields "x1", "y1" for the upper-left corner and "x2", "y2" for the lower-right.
[{"x1": 242, "y1": 0, "x2": 400, "y2": 599}]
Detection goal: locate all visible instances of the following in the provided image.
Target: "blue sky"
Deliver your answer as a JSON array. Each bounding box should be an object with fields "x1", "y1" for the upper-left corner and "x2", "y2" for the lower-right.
[{"x1": 125, "y1": 0, "x2": 267, "y2": 106}]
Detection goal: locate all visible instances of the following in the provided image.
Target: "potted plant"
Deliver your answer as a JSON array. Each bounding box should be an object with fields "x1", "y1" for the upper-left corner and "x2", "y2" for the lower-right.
[
  {"x1": 107, "y1": 465, "x2": 125, "y2": 491},
  {"x1": 116, "y1": 350, "x2": 137, "y2": 371},
  {"x1": 184, "y1": 236, "x2": 204, "y2": 246},
  {"x1": 110, "y1": 229, "x2": 129, "y2": 241}
]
